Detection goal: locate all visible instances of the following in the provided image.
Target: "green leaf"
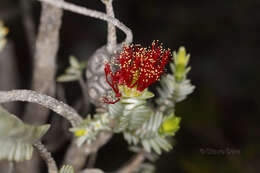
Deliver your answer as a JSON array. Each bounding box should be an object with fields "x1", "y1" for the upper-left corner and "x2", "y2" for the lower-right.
[
  {"x1": 159, "y1": 113, "x2": 181, "y2": 136},
  {"x1": 65, "y1": 67, "x2": 80, "y2": 75},
  {"x1": 0, "y1": 106, "x2": 50, "y2": 162},
  {"x1": 69, "y1": 56, "x2": 80, "y2": 69},
  {"x1": 57, "y1": 74, "x2": 79, "y2": 82},
  {"x1": 59, "y1": 165, "x2": 74, "y2": 173}
]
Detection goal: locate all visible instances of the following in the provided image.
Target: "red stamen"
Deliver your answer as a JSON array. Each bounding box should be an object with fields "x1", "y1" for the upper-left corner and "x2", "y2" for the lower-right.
[{"x1": 103, "y1": 41, "x2": 172, "y2": 104}]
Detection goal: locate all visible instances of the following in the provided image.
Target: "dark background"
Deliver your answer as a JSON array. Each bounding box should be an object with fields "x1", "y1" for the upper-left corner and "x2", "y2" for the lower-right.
[{"x1": 1, "y1": 0, "x2": 259, "y2": 172}]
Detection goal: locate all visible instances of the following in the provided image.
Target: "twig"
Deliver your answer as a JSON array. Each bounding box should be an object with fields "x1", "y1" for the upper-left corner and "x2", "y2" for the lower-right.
[
  {"x1": 63, "y1": 140, "x2": 87, "y2": 172},
  {"x1": 117, "y1": 152, "x2": 145, "y2": 173},
  {"x1": 84, "y1": 131, "x2": 113, "y2": 154},
  {"x1": 0, "y1": 90, "x2": 83, "y2": 127},
  {"x1": 64, "y1": 132, "x2": 112, "y2": 172},
  {"x1": 101, "y1": 0, "x2": 117, "y2": 53},
  {"x1": 34, "y1": 141, "x2": 58, "y2": 173},
  {"x1": 37, "y1": 0, "x2": 133, "y2": 45}
]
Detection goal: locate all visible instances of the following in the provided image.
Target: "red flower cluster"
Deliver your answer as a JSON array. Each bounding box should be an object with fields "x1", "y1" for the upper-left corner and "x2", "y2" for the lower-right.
[{"x1": 103, "y1": 41, "x2": 171, "y2": 104}]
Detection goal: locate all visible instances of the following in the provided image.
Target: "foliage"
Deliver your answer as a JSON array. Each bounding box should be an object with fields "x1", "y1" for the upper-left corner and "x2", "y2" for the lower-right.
[
  {"x1": 156, "y1": 47, "x2": 195, "y2": 114},
  {"x1": 72, "y1": 46, "x2": 194, "y2": 155},
  {"x1": 70, "y1": 113, "x2": 111, "y2": 146},
  {"x1": 57, "y1": 55, "x2": 87, "y2": 82},
  {"x1": 0, "y1": 106, "x2": 50, "y2": 162},
  {"x1": 0, "y1": 1, "x2": 197, "y2": 172}
]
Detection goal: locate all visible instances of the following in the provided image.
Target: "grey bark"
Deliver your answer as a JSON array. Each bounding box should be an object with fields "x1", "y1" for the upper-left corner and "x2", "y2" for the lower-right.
[{"x1": 23, "y1": 1, "x2": 63, "y2": 125}]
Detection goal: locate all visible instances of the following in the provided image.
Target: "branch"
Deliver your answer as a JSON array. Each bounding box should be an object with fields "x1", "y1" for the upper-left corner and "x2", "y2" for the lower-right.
[
  {"x1": 0, "y1": 90, "x2": 83, "y2": 127},
  {"x1": 117, "y1": 152, "x2": 145, "y2": 173},
  {"x1": 19, "y1": 2, "x2": 64, "y2": 172},
  {"x1": 37, "y1": 0, "x2": 133, "y2": 45},
  {"x1": 34, "y1": 141, "x2": 58, "y2": 173},
  {"x1": 23, "y1": 0, "x2": 64, "y2": 124},
  {"x1": 101, "y1": 0, "x2": 117, "y2": 53},
  {"x1": 64, "y1": 132, "x2": 112, "y2": 172},
  {"x1": 84, "y1": 131, "x2": 113, "y2": 155}
]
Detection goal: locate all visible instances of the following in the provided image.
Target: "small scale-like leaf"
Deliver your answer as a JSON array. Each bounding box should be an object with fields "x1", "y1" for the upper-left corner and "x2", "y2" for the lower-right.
[
  {"x1": 122, "y1": 98, "x2": 146, "y2": 110},
  {"x1": 59, "y1": 165, "x2": 74, "y2": 173},
  {"x1": 108, "y1": 102, "x2": 123, "y2": 118},
  {"x1": 69, "y1": 56, "x2": 80, "y2": 69},
  {"x1": 159, "y1": 113, "x2": 181, "y2": 136},
  {"x1": 149, "y1": 139, "x2": 162, "y2": 155},
  {"x1": 138, "y1": 90, "x2": 155, "y2": 100},
  {"x1": 0, "y1": 106, "x2": 50, "y2": 162},
  {"x1": 65, "y1": 67, "x2": 80, "y2": 75}
]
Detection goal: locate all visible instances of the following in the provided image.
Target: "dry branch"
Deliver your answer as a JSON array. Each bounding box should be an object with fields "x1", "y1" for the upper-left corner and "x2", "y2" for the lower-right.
[
  {"x1": 0, "y1": 90, "x2": 83, "y2": 127},
  {"x1": 64, "y1": 132, "x2": 112, "y2": 172},
  {"x1": 101, "y1": 0, "x2": 117, "y2": 53},
  {"x1": 37, "y1": 0, "x2": 133, "y2": 44},
  {"x1": 34, "y1": 141, "x2": 58, "y2": 173},
  {"x1": 23, "y1": 0, "x2": 64, "y2": 124}
]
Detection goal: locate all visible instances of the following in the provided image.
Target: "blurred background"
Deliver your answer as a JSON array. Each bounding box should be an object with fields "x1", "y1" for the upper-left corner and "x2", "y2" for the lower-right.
[{"x1": 0, "y1": 0, "x2": 259, "y2": 172}]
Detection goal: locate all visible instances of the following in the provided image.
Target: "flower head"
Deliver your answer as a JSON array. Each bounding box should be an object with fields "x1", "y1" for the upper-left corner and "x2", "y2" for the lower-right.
[{"x1": 103, "y1": 41, "x2": 172, "y2": 104}]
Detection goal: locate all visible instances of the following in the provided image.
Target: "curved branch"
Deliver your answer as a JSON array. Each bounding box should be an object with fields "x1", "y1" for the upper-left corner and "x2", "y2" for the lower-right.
[
  {"x1": 37, "y1": 0, "x2": 133, "y2": 44},
  {"x1": 0, "y1": 90, "x2": 83, "y2": 127},
  {"x1": 34, "y1": 141, "x2": 58, "y2": 173}
]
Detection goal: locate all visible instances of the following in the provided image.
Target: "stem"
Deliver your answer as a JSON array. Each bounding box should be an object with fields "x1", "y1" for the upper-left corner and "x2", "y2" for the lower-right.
[
  {"x1": 101, "y1": 0, "x2": 117, "y2": 53},
  {"x1": 37, "y1": 0, "x2": 133, "y2": 45},
  {"x1": 23, "y1": 0, "x2": 64, "y2": 124},
  {"x1": 117, "y1": 153, "x2": 145, "y2": 173},
  {"x1": 0, "y1": 90, "x2": 83, "y2": 127},
  {"x1": 64, "y1": 132, "x2": 112, "y2": 172},
  {"x1": 34, "y1": 141, "x2": 58, "y2": 173}
]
